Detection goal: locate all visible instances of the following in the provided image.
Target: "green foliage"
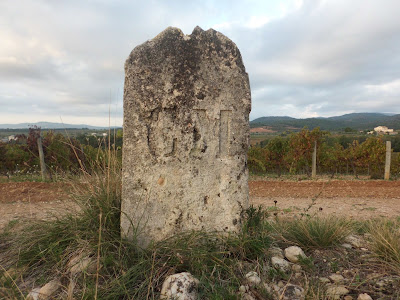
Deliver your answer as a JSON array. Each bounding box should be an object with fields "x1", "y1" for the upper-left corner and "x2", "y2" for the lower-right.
[
  {"x1": 278, "y1": 216, "x2": 353, "y2": 250},
  {"x1": 368, "y1": 219, "x2": 400, "y2": 272},
  {"x1": 249, "y1": 129, "x2": 393, "y2": 177}
]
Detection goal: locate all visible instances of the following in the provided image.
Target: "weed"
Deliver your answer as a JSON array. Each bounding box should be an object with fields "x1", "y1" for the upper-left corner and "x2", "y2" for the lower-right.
[
  {"x1": 368, "y1": 219, "x2": 400, "y2": 272},
  {"x1": 278, "y1": 216, "x2": 353, "y2": 250}
]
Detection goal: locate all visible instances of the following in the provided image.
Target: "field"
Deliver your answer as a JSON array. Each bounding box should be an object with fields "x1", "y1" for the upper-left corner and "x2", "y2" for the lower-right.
[{"x1": 1, "y1": 178, "x2": 399, "y2": 230}]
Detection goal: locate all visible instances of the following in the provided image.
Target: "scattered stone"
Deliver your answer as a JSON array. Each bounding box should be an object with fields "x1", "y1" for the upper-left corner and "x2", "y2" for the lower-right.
[
  {"x1": 239, "y1": 285, "x2": 248, "y2": 293},
  {"x1": 341, "y1": 243, "x2": 353, "y2": 249},
  {"x1": 375, "y1": 276, "x2": 395, "y2": 290},
  {"x1": 38, "y1": 279, "x2": 61, "y2": 299},
  {"x1": 344, "y1": 296, "x2": 353, "y2": 300},
  {"x1": 242, "y1": 294, "x2": 256, "y2": 300},
  {"x1": 277, "y1": 284, "x2": 305, "y2": 300},
  {"x1": 318, "y1": 277, "x2": 331, "y2": 284},
  {"x1": 294, "y1": 272, "x2": 302, "y2": 279},
  {"x1": 326, "y1": 286, "x2": 349, "y2": 299},
  {"x1": 360, "y1": 247, "x2": 369, "y2": 252},
  {"x1": 271, "y1": 256, "x2": 290, "y2": 272},
  {"x1": 68, "y1": 253, "x2": 96, "y2": 276},
  {"x1": 345, "y1": 235, "x2": 363, "y2": 248},
  {"x1": 121, "y1": 26, "x2": 251, "y2": 246},
  {"x1": 343, "y1": 269, "x2": 356, "y2": 278},
  {"x1": 277, "y1": 281, "x2": 285, "y2": 288},
  {"x1": 269, "y1": 246, "x2": 284, "y2": 258},
  {"x1": 245, "y1": 271, "x2": 261, "y2": 286},
  {"x1": 329, "y1": 274, "x2": 345, "y2": 283},
  {"x1": 284, "y1": 246, "x2": 306, "y2": 263},
  {"x1": 358, "y1": 293, "x2": 373, "y2": 300},
  {"x1": 26, "y1": 287, "x2": 41, "y2": 300},
  {"x1": 291, "y1": 264, "x2": 302, "y2": 272},
  {"x1": 160, "y1": 272, "x2": 199, "y2": 300}
]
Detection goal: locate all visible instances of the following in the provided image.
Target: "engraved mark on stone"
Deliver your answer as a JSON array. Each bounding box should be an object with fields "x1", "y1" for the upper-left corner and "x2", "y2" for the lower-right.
[
  {"x1": 219, "y1": 110, "x2": 232, "y2": 157},
  {"x1": 148, "y1": 109, "x2": 178, "y2": 158},
  {"x1": 191, "y1": 109, "x2": 208, "y2": 156}
]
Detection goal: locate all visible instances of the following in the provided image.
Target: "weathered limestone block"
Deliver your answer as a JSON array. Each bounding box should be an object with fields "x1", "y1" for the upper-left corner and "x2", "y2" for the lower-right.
[{"x1": 121, "y1": 26, "x2": 251, "y2": 246}]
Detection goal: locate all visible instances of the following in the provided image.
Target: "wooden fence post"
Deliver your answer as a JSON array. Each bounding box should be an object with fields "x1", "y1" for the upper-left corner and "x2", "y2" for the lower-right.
[
  {"x1": 37, "y1": 136, "x2": 48, "y2": 181},
  {"x1": 384, "y1": 140, "x2": 391, "y2": 180},
  {"x1": 312, "y1": 141, "x2": 317, "y2": 178}
]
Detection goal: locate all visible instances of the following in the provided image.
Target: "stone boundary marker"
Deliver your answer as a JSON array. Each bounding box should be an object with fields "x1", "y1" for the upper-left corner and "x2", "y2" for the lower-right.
[{"x1": 121, "y1": 26, "x2": 251, "y2": 246}]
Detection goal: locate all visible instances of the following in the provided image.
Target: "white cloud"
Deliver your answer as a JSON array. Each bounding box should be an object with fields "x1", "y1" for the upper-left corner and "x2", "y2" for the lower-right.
[{"x1": 1, "y1": 0, "x2": 400, "y2": 126}]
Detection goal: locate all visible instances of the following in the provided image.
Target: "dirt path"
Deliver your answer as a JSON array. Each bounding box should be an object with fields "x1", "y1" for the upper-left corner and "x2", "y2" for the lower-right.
[
  {"x1": 0, "y1": 180, "x2": 399, "y2": 230},
  {"x1": 0, "y1": 182, "x2": 71, "y2": 230},
  {"x1": 250, "y1": 179, "x2": 400, "y2": 219}
]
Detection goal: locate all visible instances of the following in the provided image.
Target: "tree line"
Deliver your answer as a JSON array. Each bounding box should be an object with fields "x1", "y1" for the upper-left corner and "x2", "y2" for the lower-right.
[
  {"x1": 248, "y1": 128, "x2": 400, "y2": 178},
  {"x1": 0, "y1": 127, "x2": 122, "y2": 176}
]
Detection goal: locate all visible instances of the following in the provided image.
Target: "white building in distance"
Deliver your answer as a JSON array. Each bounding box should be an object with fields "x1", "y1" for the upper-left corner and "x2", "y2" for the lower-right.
[{"x1": 374, "y1": 126, "x2": 394, "y2": 134}]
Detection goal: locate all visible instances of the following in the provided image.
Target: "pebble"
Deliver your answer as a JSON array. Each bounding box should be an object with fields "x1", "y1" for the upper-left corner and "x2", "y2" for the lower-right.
[
  {"x1": 284, "y1": 246, "x2": 306, "y2": 263},
  {"x1": 358, "y1": 293, "x2": 373, "y2": 300}
]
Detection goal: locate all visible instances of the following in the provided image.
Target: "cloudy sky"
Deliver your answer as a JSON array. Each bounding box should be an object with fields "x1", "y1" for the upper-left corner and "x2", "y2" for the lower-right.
[{"x1": 1, "y1": 0, "x2": 400, "y2": 126}]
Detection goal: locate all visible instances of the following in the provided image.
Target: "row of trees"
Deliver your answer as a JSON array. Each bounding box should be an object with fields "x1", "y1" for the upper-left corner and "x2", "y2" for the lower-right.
[
  {"x1": 248, "y1": 128, "x2": 399, "y2": 178},
  {"x1": 0, "y1": 128, "x2": 122, "y2": 175},
  {"x1": 1, "y1": 126, "x2": 398, "y2": 179}
]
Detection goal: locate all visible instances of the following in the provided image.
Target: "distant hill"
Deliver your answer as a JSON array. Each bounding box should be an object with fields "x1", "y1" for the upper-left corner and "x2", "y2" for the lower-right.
[
  {"x1": 250, "y1": 113, "x2": 400, "y2": 132},
  {"x1": 0, "y1": 122, "x2": 112, "y2": 130}
]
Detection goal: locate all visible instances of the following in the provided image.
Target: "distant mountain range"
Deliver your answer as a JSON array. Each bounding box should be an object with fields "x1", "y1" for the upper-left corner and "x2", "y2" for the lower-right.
[
  {"x1": 0, "y1": 122, "x2": 111, "y2": 130},
  {"x1": 250, "y1": 113, "x2": 400, "y2": 132}
]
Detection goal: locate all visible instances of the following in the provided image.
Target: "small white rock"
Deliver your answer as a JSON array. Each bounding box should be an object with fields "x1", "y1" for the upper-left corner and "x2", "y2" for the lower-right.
[
  {"x1": 358, "y1": 293, "x2": 373, "y2": 300},
  {"x1": 278, "y1": 284, "x2": 305, "y2": 300},
  {"x1": 326, "y1": 286, "x2": 349, "y2": 299},
  {"x1": 271, "y1": 256, "x2": 290, "y2": 272},
  {"x1": 341, "y1": 243, "x2": 353, "y2": 249},
  {"x1": 160, "y1": 272, "x2": 199, "y2": 300},
  {"x1": 345, "y1": 235, "x2": 363, "y2": 248},
  {"x1": 329, "y1": 274, "x2": 345, "y2": 283},
  {"x1": 319, "y1": 277, "x2": 331, "y2": 284},
  {"x1": 269, "y1": 246, "x2": 284, "y2": 258},
  {"x1": 291, "y1": 264, "x2": 302, "y2": 272},
  {"x1": 26, "y1": 288, "x2": 41, "y2": 300},
  {"x1": 239, "y1": 285, "x2": 248, "y2": 293},
  {"x1": 38, "y1": 279, "x2": 61, "y2": 299},
  {"x1": 284, "y1": 246, "x2": 306, "y2": 263},
  {"x1": 245, "y1": 271, "x2": 261, "y2": 286}
]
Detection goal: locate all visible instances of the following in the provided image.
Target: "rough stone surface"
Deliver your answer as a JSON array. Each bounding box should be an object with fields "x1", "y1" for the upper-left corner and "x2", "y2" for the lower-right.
[
  {"x1": 38, "y1": 279, "x2": 61, "y2": 299},
  {"x1": 121, "y1": 26, "x2": 251, "y2": 246},
  {"x1": 269, "y1": 246, "x2": 284, "y2": 258},
  {"x1": 68, "y1": 253, "x2": 96, "y2": 276},
  {"x1": 279, "y1": 284, "x2": 305, "y2": 300},
  {"x1": 160, "y1": 272, "x2": 199, "y2": 300},
  {"x1": 326, "y1": 286, "x2": 349, "y2": 299},
  {"x1": 245, "y1": 271, "x2": 261, "y2": 286},
  {"x1": 26, "y1": 287, "x2": 41, "y2": 300},
  {"x1": 329, "y1": 274, "x2": 345, "y2": 283},
  {"x1": 284, "y1": 246, "x2": 306, "y2": 263},
  {"x1": 271, "y1": 256, "x2": 290, "y2": 272},
  {"x1": 357, "y1": 293, "x2": 373, "y2": 300},
  {"x1": 345, "y1": 235, "x2": 363, "y2": 248}
]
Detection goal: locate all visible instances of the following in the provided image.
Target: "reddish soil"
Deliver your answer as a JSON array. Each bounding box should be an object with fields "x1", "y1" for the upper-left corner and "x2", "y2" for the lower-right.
[
  {"x1": 250, "y1": 127, "x2": 276, "y2": 133},
  {"x1": 0, "y1": 182, "x2": 71, "y2": 230},
  {"x1": 250, "y1": 179, "x2": 400, "y2": 219},
  {"x1": 0, "y1": 179, "x2": 399, "y2": 230}
]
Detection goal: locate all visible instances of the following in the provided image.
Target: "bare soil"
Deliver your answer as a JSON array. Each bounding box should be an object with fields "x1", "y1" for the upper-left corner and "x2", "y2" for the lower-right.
[
  {"x1": 250, "y1": 179, "x2": 400, "y2": 219},
  {"x1": 0, "y1": 179, "x2": 399, "y2": 230},
  {"x1": 0, "y1": 182, "x2": 71, "y2": 230}
]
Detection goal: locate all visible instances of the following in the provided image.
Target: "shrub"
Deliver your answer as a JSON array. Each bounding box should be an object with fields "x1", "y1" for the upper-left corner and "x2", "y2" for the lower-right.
[{"x1": 278, "y1": 216, "x2": 353, "y2": 250}]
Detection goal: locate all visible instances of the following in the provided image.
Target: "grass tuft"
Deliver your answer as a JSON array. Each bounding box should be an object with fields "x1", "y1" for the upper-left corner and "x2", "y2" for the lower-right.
[
  {"x1": 277, "y1": 215, "x2": 353, "y2": 250},
  {"x1": 368, "y1": 219, "x2": 400, "y2": 272}
]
